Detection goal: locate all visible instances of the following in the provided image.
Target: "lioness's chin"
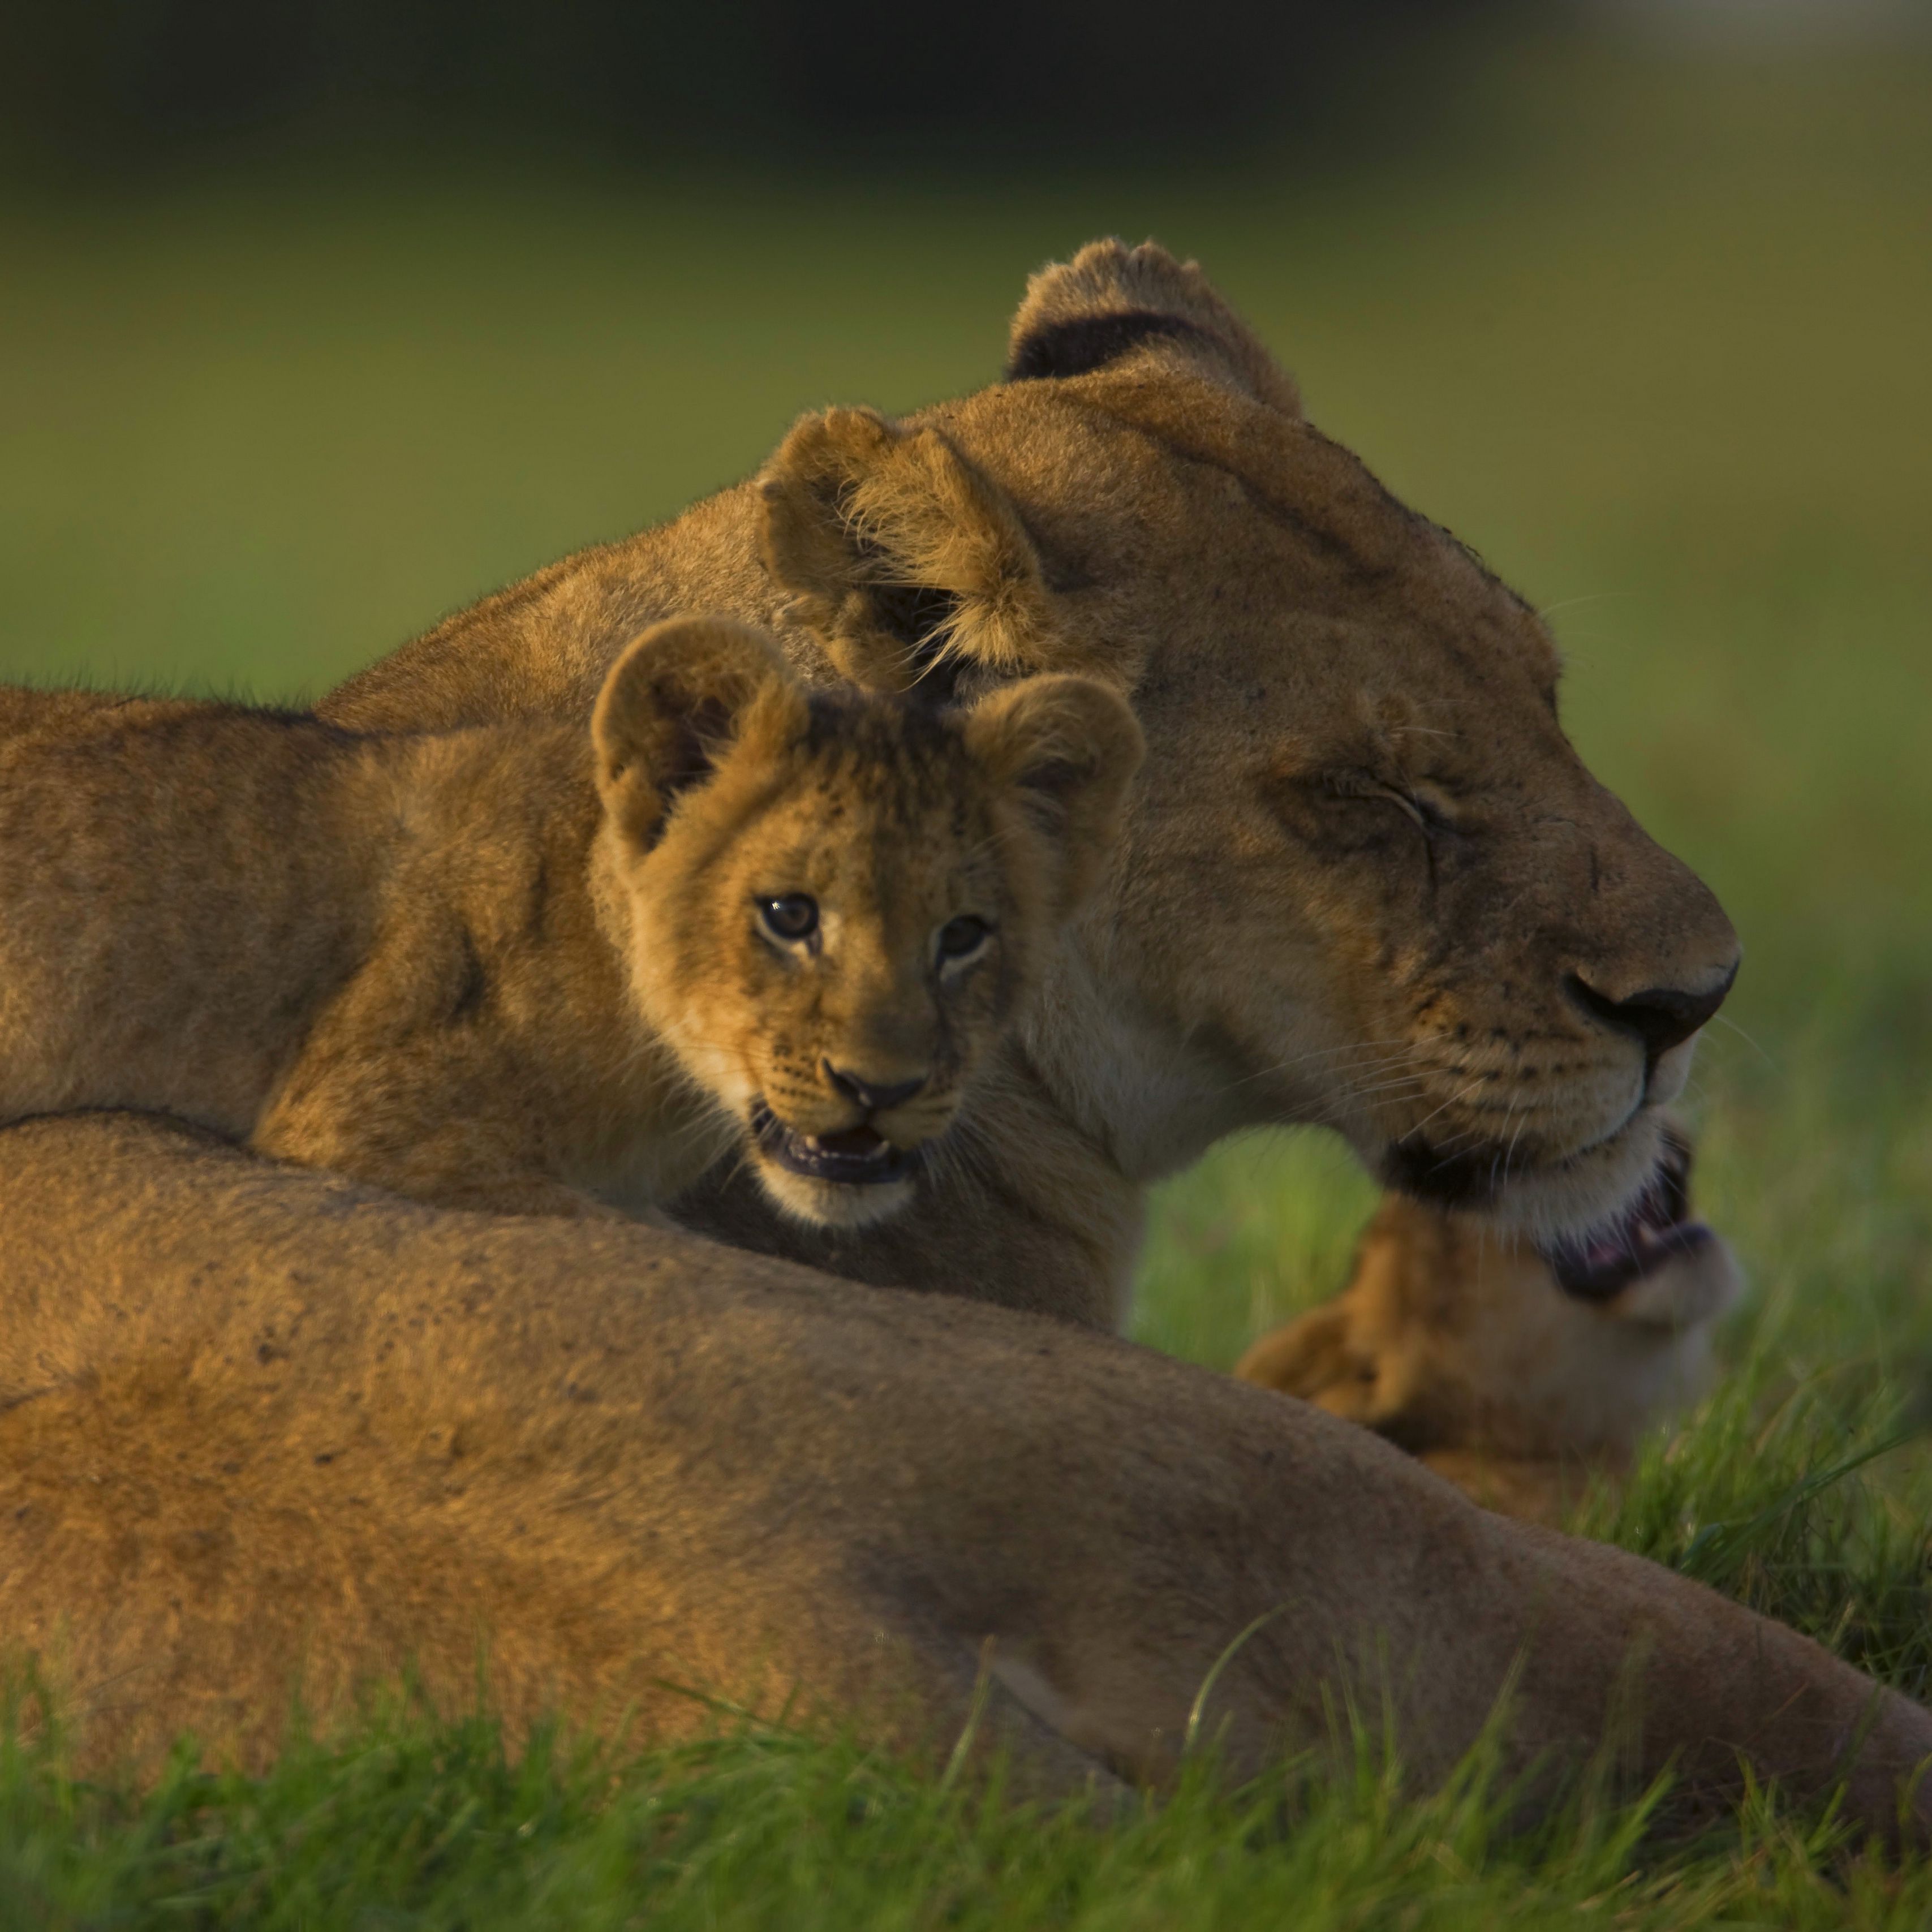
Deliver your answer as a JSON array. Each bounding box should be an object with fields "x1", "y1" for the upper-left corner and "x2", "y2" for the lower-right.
[
  {"x1": 1381, "y1": 1105, "x2": 1671, "y2": 1251},
  {"x1": 753, "y1": 1162, "x2": 919, "y2": 1230}
]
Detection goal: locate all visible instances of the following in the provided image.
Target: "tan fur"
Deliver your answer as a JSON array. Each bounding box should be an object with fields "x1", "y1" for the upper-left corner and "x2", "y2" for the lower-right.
[
  {"x1": 2, "y1": 1113, "x2": 1926, "y2": 1840},
  {"x1": 7, "y1": 244, "x2": 1923, "y2": 1831},
  {"x1": 0, "y1": 621, "x2": 1138, "y2": 1227},
  {"x1": 1236, "y1": 1164, "x2": 1744, "y2": 1527},
  {"x1": 326, "y1": 239, "x2": 1740, "y2": 1329}
]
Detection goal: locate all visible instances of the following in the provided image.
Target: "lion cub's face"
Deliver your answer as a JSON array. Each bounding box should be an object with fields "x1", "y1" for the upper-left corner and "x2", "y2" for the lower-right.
[
  {"x1": 592, "y1": 619, "x2": 1142, "y2": 1229},
  {"x1": 1235, "y1": 1123, "x2": 1742, "y2": 1473}
]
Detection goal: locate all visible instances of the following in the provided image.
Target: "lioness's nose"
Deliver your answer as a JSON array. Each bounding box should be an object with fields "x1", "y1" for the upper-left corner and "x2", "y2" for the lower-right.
[
  {"x1": 1566, "y1": 962, "x2": 1738, "y2": 1068},
  {"x1": 824, "y1": 1064, "x2": 926, "y2": 1115}
]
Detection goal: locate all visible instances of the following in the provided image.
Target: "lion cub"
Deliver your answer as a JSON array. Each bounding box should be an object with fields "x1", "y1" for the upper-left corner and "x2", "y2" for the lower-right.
[
  {"x1": 0, "y1": 619, "x2": 1142, "y2": 1226},
  {"x1": 1235, "y1": 1125, "x2": 1742, "y2": 1524}
]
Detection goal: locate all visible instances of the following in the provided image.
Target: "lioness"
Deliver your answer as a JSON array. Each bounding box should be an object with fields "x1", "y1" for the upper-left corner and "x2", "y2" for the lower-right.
[
  {"x1": 324, "y1": 242, "x2": 1740, "y2": 1329},
  {"x1": 0, "y1": 618, "x2": 1140, "y2": 1225},
  {"x1": 7, "y1": 242, "x2": 1925, "y2": 1834},
  {"x1": 1236, "y1": 1123, "x2": 1744, "y2": 1524}
]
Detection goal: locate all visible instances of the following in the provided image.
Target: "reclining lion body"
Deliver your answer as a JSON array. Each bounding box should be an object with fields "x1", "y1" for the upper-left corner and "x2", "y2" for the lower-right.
[{"x1": 4, "y1": 1112, "x2": 1926, "y2": 1840}]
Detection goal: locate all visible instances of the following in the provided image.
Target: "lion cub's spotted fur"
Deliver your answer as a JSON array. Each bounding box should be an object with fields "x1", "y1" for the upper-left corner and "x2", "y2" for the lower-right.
[{"x1": 0, "y1": 619, "x2": 1140, "y2": 1224}]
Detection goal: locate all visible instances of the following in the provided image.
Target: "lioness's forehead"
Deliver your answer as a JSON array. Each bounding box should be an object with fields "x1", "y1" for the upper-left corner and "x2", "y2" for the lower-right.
[{"x1": 931, "y1": 380, "x2": 1564, "y2": 698}]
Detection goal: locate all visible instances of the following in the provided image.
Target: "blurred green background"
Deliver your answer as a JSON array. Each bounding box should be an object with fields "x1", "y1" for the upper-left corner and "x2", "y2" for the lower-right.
[{"x1": 2, "y1": 11, "x2": 1927, "y2": 1380}]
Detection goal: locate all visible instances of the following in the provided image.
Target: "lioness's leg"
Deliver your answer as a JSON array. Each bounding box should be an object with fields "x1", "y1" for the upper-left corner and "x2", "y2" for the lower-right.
[{"x1": 2, "y1": 1115, "x2": 1925, "y2": 1843}]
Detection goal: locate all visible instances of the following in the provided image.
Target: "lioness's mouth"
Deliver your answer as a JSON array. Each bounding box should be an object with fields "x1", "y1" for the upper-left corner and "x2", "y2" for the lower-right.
[
  {"x1": 750, "y1": 1100, "x2": 919, "y2": 1188},
  {"x1": 1537, "y1": 1125, "x2": 1712, "y2": 1302}
]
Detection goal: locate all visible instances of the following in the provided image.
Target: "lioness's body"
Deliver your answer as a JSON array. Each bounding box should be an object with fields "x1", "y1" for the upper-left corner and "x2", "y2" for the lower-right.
[
  {"x1": 0, "y1": 691, "x2": 700, "y2": 1215},
  {"x1": 4, "y1": 1113, "x2": 1927, "y2": 1839}
]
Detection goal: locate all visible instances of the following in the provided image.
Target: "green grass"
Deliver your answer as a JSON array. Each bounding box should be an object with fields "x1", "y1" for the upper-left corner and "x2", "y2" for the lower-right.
[
  {"x1": 18, "y1": 1698, "x2": 1932, "y2": 1930},
  {"x1": 3, "y1": 24, "x2": 1930, "y2": 1925},
  {"x1": 14, "y1": 1699, "x2": 1931, "y2": 1931}
]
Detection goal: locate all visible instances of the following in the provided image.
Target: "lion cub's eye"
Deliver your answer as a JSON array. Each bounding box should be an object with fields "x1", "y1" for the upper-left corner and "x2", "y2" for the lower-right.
[
  {"x1": 758, "y1": 894, "x2": 820, "y2": 944},
  {"x1": 935, "y1": 915, "x2": 992, "y2": 966}
]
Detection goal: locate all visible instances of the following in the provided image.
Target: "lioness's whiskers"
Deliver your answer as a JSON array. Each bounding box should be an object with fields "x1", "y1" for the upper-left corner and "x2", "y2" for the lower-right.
[
  {"x1": 1709, "y1": 1011, "x2": 1778, "y2": 1069},
  {"x1": 1401, "y1": 1079, "x2": 1490, "y2": 1145},
  {"x1": 1207, "y1": 1032, "x2": 1452, "y2": 1101}
]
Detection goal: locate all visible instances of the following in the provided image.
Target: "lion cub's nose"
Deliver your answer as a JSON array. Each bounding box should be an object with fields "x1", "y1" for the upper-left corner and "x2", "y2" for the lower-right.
[{"x1": 824, "y1": 1064, "x2": 926, "y2": 1116}]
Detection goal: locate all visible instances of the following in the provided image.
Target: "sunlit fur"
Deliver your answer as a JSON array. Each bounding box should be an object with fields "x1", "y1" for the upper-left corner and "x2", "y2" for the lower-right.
[
  {"x1": 1236, "y1": 1159, "x2": 1744, "y2": 1525},
  {"x1": 0, "y1": 627, "x2": 1139, "y2": 1229},
  {"x1": 6, "y1": 1112, "x2": 1929, "y2": 1845},
  {"x1": 593, "y1": 622, "x2": 1142, "y2": 1229},
  {"x1": 6, "y1": 247, "x2": 1922, "y2": 1839}
]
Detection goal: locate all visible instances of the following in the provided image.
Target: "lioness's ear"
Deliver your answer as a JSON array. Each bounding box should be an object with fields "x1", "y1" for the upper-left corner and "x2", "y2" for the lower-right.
[
  {"x1": 593, "y1": 617, "x2": 800, "y2": 849},
  {"x1": 962, "y1": 674, "x2": 1144, "y2": 919},
  {"x1": 1005, "y1": 239, "x2": 1301, "y2": 417},
  {"x1": 759, "y1": 406, "x2": 1070, "y2": 698}
]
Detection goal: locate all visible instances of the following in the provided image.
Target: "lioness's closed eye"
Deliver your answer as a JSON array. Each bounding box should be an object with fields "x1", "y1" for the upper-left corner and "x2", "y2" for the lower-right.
[{"x1": 0, "y1": 621, "x2": 1142, "y2": 1225}]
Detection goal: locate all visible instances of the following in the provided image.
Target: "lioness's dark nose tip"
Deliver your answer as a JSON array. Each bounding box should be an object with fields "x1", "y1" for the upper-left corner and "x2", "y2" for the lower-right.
[
  {"x1": 1566, "y1": 961, "x2": 1738, "y2": 1064},
  {"x1": 825, "y1": 1065, "x2": 926, "y2": 1115}
]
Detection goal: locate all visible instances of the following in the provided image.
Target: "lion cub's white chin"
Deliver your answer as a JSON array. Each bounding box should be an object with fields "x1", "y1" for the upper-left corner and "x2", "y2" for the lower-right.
[
  {"x1": 755, "y1": 1161, "x2": 922, "y2": 1232},
  {"x1": 738, "y1": 1096, "x2": 940, "y2": 1229}
]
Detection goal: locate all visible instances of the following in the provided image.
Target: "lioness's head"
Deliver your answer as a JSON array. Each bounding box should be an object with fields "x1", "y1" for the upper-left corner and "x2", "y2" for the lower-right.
[
  {"x1": 592, "y1": 617, "x2": 1143, "y2": 1228},
  {"x1": 752, "y1": 240, "x2": 1741, "y2": 1250}
]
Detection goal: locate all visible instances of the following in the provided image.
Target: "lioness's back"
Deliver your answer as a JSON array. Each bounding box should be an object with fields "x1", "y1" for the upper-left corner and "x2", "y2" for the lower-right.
[{"x1": 0, "y1": 689, "x2": 385, "y2": 1133}]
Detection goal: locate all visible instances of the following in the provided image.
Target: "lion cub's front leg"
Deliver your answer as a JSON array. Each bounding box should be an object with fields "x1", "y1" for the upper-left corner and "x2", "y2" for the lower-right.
[
  {"x1": 256, "y1": 1082, "x2": 648, "y2": 1224},
  {"x1": 247, "y1": 909, "x2": 634, "y2": 1221},
  {"x1": 255, "y1": 1079, "x2": 621, "y2": 1222}
]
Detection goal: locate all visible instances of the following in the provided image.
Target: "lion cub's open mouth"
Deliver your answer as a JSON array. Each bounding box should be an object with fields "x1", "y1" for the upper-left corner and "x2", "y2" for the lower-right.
[
  {"x1": 1538, "y1": 1125, "x2": 1712, "y2": 1302},
  {"x1": 749, "y1": 1100, "x2": 920, "y2": 1189}
]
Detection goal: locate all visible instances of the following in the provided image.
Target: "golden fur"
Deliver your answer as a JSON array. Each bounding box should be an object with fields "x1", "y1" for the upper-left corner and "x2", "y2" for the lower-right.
[
  {"x1": 328, "y1": 240, "x2": 1740, "y2": 1328},
  {"x1": 1236, "y1": 1131, "x2": 1743, "y2": 1526},
  {"x1": 3, "y1": 1113, "x2": 1927, "y2": 1841},
  {"x1": 0, "y1": 619, "x2": 1137, "y2": 1226},
  {"x1": 5, "y1": 244, "x2": 1923, "y2": 1832}
]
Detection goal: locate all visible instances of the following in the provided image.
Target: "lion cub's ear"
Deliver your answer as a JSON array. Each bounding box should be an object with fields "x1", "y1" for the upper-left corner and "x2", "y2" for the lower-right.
[
  {"x1": 593, "y1": 617, "x2": 802, "y2": 850},
  {"x1": 1234, "y1": 1303, "x2": 1376, "y2": 1417},
  {"x1": 759, "y1": 407, "x2": 1082, "y2": 698},
  {"x1": 962, "y1": 675, "x2": 1144, "y2": 920}
]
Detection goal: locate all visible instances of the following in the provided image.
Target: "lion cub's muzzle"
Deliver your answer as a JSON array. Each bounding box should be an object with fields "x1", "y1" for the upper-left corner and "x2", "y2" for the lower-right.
[
  {"x1": 749, "y1": 1099, "x2": 922, "y2": 1189},
  {"x1": 745, "y1": 1062, "x2": 958, "y2": 1229}
]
